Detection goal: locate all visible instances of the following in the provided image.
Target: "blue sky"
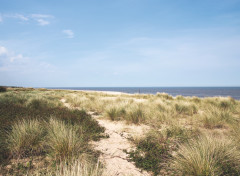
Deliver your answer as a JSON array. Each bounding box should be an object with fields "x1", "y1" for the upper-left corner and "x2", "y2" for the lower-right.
[{"x1": 0, "y1": 0, "x2": 240, "y2": 87}]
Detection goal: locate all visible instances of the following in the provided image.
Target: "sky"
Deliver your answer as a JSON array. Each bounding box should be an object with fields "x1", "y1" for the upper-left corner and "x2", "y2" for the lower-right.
[{"x1": 0, "y1": 0, "x2": 240, "y2": 87}]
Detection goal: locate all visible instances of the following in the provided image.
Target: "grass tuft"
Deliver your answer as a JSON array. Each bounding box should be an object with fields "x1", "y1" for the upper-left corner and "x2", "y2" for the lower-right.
[
  {"x1": 46, "y1": 118, "x2": 84, "y2": 160},
  {"x1": 172, "y1": 135, "x2": 240, "y2": 176},
  {"x1": 174, "y1": 102, "x2": 197, "y2": 115},
  {"x1": 6, "y1": 119, "x2": 45, "y2": 157},
  {"x1": 55, "y1": 157, "x2": 105, "y2": 176},
  {"x1": 127, "y1": 105, "x2": 145, "y2": 124}
]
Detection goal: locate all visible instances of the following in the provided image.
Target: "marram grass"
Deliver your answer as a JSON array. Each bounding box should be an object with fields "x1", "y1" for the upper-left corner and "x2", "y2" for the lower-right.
[
  {"x1": 172, "y1": 135, "x2": 240, "y2": 176},
  {"x1": 55, "y1": 157, "x2": 105, "y2": 176},
  {"x1": 46, "y1": 118, "x2": 84, "y2": 160},
  {"x1": 6, "y1": 119, "x2": 45, "y2": 157}
]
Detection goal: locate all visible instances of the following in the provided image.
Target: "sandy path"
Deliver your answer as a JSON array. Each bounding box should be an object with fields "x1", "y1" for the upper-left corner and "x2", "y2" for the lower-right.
[{"x1": 61, "y1": 99, "x2": 150, "y2": 176}]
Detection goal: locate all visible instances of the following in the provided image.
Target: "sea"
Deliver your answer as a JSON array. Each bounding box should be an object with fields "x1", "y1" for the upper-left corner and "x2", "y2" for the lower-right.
[{"x1": 47, "y1": 87, "x2": 240, "y2": 100}]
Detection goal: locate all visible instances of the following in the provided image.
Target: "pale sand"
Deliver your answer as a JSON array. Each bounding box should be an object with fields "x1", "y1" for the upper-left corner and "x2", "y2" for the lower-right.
[
  {"x1": 61, "y1": 99, "x2": 151, "y2": 176},
  {"x1": 90, "y1": 114, "x2": 150, "y2": 176}
]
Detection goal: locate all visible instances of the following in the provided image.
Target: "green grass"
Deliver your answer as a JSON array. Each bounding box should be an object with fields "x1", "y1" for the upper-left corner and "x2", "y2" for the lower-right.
[
  {"x1": 126, "y1": 105, "x2": 145, "y2": 124},
  {"x1": 174, "y1": 102, "x2": 197, "y2": 116},
  {"x1": 46, "y1": 118, "x2": 84, "y2": 160},
  {"x1": 6, "y1": 119, "x2": 45, "y2": 157},
  {"x1": 172, "y1": 135, "x2": 240, "y2": 176},
  {"x1": 0, "y1": 88, "x2": 105, "y2": 175},
  {"x1": 127, "y1": 131, "x2": 171, "y2": 175},
  {"x1": 1, "y1": 88, "x2": 240, "y2": 175},
  {"x1": 202, "y1": 107, "x2": 237, "y2": 129}
]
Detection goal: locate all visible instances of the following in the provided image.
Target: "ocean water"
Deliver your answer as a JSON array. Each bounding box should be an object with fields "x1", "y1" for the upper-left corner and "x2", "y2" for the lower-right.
[{"x1": 48, "y1": 87, "x2": 240, "y2": 100}]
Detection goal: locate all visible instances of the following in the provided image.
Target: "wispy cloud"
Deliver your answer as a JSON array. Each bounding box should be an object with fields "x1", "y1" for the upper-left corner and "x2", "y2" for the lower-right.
[
  {"x1": 0, "y1": 45, "x2": 54, "y2": 72},
  {"x1": 62, "y1": 29, "x2": 74, "y2": 38},
  {"x1": 0, "y1": 46, "x2": 7, "y2": 55},
  {"x1": 31, "y1": 14, "x2": 53, "y2": 19},
  {"x1": 3, "y1": 14, "x2": 29, "y2": 22},
  {"x1": 36, "y1": 19, "x2": 49, "y2": 26},
  {"x1": 1, "y1": 13, "x2": 53, "y2": 26},
  {"x1": 31, "y1": 14, "x2": 53, "y2": 26},
  {"x1": 13, "y1": 14, "x2": 29, "y2": 21}
]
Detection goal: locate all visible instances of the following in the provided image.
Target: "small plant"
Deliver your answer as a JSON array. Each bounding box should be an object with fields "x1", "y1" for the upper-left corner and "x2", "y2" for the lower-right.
[
  {"x1": 127, "y1": 131, "x2": 170, "y2": 175},
  {"x1": 162, "y1": 125, "x2": 200, "y2": 143},
  {"x1": 6, "y1": 119, "x2": 45, "y2": 157},
  {"x1": 172, "y1": 135, "x2": 240, "y2": 176}
]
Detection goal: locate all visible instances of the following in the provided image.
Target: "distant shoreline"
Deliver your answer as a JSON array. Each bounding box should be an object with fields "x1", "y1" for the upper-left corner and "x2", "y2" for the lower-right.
[{"x1": 46, "y1": 87, "x2": 240, "y2": 100}]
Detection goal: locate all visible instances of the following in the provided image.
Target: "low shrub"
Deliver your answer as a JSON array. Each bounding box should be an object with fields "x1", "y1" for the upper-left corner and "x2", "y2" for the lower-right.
[
  {"x1": 127, "y1": 131, "x2": 170, "y2": 175},
  {"x1": 0, "y1": 86, "x2": 7, "y2": 92},
  {"x1": 162, "y1": 125, "x2": 200, "y2": 143},
  {"x1": 172, "y1": 135, "x2": 240, "y2": 176}
]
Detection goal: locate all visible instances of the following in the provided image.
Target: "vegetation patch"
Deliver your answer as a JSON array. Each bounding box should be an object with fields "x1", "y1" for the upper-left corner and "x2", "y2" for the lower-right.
[
  {"x1": 0, "y1": 89, "x2": 104, "y2": 175},
  {"x1": 172, "y1": 135, "x2": 240, "y2": 176},
  {"x1": 127, "y1": 131, "x2": 171, "y2": 175},
  {"x1": 0, "y1": 86, "x2": 7, "y2": 92}
]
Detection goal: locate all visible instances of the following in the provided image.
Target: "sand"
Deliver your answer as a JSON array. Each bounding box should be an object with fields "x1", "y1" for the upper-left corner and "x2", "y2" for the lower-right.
[{"x1": 61, "y1": 99, "x2": 150, "y2": 176}]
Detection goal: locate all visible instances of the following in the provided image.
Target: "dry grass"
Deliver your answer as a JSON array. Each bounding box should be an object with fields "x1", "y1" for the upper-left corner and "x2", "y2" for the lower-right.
[
  {"x1": 61, "y1": 90, "x2": 240, "y2": 175},
  {"x1": 172, "y1": 135, "x2": 240, "y2": 176},
  {"x1": 46, "y1": 118, "x2": 84, "y2": 160},
  {"x1": 6, "y1": 119, "x2": 45, "y2": 157},
  {"x1": 55, "y1": 157, "x2": 105, "y2": 176},
  {"x1": 1, "y1": 88, "x2": 240, "y2": 175}
]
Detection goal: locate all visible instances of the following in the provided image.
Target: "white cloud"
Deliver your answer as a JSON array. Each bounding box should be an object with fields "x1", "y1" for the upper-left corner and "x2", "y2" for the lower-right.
[
  {"x1": 0, "y1": 45, "x2": 54, "y2": 73},
  {"x1": 31, "y1": 14, "x2": 53, "y2": 26},
  {"x1": 4, "y1": 14, "x2": 29, "y2": 21},
  {"x1": 10, "y1": 54, "x2": 23, "y2": 62},
  {"x1": 0, "y1": 45, "x2": 26, "y2": 65},
  {"x1": 62, "y1": 29, "x2": 74, "y2": 38},
  {"x1": 0, "y1": 46, "x2": 7, "y2": 55},
  {"x1": 1, "y1": 13, "x2": 53, "y2": 26},
  {"x1": 14, "y1": 14, "x2": 28, "y2": 21},
  {"x1": 36, "y1": 19, "x2": 49, "y2": 26},
  {"x1": 31, "y1": 14, "x2": 53, "y2": 18}
]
